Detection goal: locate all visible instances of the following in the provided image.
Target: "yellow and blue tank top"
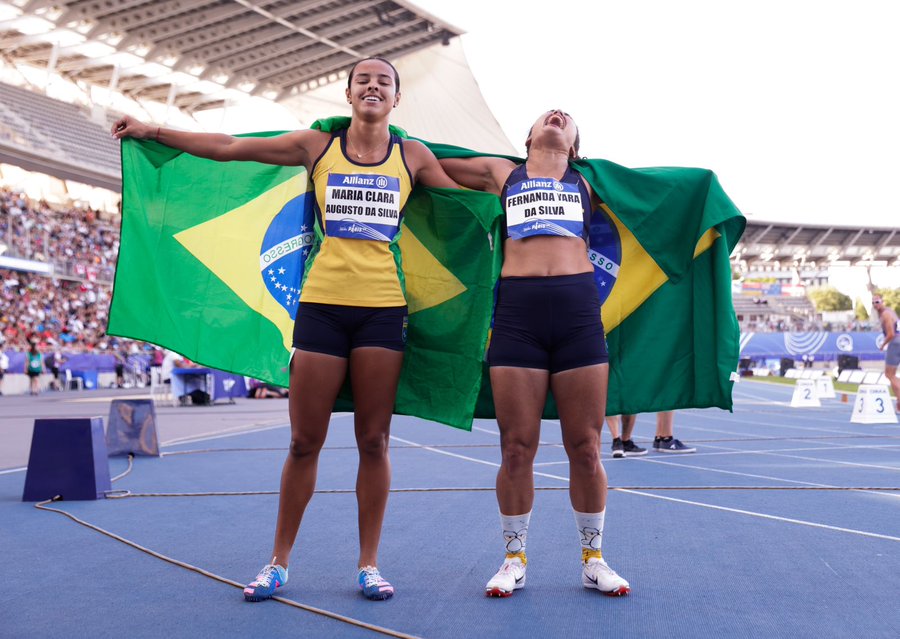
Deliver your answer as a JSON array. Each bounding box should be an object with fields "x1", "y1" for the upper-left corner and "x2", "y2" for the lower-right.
[{"x1": 299, "y1": 130, "x2": 413, "y2": 307}]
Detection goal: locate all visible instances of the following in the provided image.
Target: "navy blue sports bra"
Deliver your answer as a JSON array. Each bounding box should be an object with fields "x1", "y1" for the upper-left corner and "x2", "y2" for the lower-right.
[{"x1": 499, "y1": 164, "x2": 592, "y2": 241}]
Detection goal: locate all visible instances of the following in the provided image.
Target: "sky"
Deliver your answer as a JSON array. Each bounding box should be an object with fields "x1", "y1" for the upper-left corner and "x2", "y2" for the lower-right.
[{"x1": 411, "y1": 0, "x2": 899, "y2": 228}]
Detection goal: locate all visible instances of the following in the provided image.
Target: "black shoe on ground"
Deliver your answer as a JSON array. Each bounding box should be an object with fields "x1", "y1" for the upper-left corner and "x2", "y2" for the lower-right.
[
  {"x1": 621, "y1": 439, "x2": 647, "y2": 456},
  {"x1": 653, "y1": 436, "x2": 696, "y2": 453},
  {"x1": 611, "y1": 438, "x2": 625, "y2": 458}
]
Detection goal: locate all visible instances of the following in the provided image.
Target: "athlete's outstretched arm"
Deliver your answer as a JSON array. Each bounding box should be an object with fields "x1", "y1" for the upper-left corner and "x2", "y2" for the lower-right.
[
  {"x1": 439, "y1": 156, "x2": 517, "y2": 196},
  {"x1": 401, "y1": 140, "x2": 459, "y2": 189},
  {"x1": 111, "y1": 115, "x2": 317, "y2": 167}
]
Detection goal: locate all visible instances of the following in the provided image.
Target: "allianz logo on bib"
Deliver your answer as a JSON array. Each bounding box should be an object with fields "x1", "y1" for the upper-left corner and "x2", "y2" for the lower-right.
[
  {"x1": 337, "y1": 174, "x2": 391, "y2": 189},
  {"x1": 519, "y1": 178, "x2": 557, "y2": 190},
  {"x1": 341, "y1": 175, "x2": 376, "y2": 187}
]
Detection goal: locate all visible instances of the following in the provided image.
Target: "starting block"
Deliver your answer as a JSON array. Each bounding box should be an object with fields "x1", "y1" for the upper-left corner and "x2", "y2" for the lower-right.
[
  {"x1": 106, "y1": 399, "x2": 160, "y2": 456},
  {"x1": 851, "y1": 385, "x2": 898, "y2": 424},
  {"x1": 790, "y1": 379, "x2": 821, "y2": 407},
  {"x1": 816, "y1": 376, "x2": 836, "y2": 399},
  {"x1": 22, "y1": 418, "x2": 111, "y2": 501}
]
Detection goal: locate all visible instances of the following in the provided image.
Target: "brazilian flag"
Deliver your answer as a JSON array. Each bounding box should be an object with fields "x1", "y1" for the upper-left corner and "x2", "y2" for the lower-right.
[{"x1": 109, "y1": 118, "x2": 744, "y2": 429}]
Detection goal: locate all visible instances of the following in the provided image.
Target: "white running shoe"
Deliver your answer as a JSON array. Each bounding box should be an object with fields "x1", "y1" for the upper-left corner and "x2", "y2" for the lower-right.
[
  {"x1": 582, "y1": 557, "x2": 630, "y2": 596},
  {"x1": 485, "y1": 556, "x2": 527, "y2": 597}
]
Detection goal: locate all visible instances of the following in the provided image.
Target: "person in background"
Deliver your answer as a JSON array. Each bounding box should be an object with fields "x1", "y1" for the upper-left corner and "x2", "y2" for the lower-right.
[
  {"x1": 247, "y1": 379, "x2": 289, "y2": 399},
  {"x1": 606, "y1": 412, "x2": 696, "y2": 458},
  {"x1": 114, "y1": 346, "x2": 129, "y2": 388},
  {"x1": 0, "y1": 348, "x2": 8, "y2": 395},
  {"x1": 872, "y1": 294, "x2": 900, "y2": 410},
  {"x1": 49, "y1": 349, "x2": 66, "y2": 391},
  {"x1": 26, "y1": 342, "x2": 43, "y2": 395}
]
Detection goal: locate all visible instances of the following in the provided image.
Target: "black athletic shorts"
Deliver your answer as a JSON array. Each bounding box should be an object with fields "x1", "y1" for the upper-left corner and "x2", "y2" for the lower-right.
[
  {"x1": 487, "y1": 272, "x2": 608, "y2": 373},
  {"x1": 292, "y1": 302, "x2": 408, "y2": 358}
]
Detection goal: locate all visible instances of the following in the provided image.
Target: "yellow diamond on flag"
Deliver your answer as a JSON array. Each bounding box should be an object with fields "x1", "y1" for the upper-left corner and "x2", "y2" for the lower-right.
[
  {"x1": 174, "y1": 171, "x2": 466, "y2": 353},
  {"x1": 174, "y1": 173, "x2": 307, "y2": 352},
  {"x1": 601, "y1": 203, "x2": 720, "y2": 332},
  {"x1": 399, "y1": 228, "x2": 467, "y2": 314}
]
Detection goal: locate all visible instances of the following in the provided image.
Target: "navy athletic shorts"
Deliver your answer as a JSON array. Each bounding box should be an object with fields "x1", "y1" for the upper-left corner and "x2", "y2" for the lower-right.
[
  {"x1": 487, "y1": 272, "x2": 608, "y2": 373},
  {"x1": 292, "y1": 302, "x2": 408, "y2": 358}
]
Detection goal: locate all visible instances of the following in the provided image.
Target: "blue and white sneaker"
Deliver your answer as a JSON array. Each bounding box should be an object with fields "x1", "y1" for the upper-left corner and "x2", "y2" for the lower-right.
[
  {"x1": 358, "y1": 566, "x2": 394, "y2": 600},
  {"x1": 243, "y1": 564, "x2": 287, "y2": 602},
  {"x1": 653, "y1": 436, "x2": 696, "y2": 453}
]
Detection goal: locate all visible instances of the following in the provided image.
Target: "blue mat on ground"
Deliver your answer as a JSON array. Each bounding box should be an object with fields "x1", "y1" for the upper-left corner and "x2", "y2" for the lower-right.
[{"x1": 2, "y1": 381, "x2": 900, "y2": 638}]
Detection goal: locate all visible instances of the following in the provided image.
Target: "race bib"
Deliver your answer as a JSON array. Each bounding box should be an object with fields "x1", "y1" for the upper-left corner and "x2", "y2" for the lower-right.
[
  {"x1": 324, "y1": 173, "x2": 401, "y2": 241},
  {"x1": 505, "y1": 178, "x2": 584, "y2": 239}
]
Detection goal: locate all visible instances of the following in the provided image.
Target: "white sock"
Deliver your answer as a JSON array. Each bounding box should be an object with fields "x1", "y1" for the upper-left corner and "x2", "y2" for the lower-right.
[
  {"x1": 574, "y1": 509, "x2": 605, "y2": 559},
  {"x1": 500, "y1": 511, "x2": 531, "y2": 559}
]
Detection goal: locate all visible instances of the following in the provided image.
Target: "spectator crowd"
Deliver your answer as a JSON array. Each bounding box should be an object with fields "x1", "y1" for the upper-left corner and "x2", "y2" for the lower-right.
[
  {"x1": 0, "y1": 267, "x2": 139, "y2": 354},
  {"x1": 1, "y1": 187, "x2": 119, "y2": 282}
]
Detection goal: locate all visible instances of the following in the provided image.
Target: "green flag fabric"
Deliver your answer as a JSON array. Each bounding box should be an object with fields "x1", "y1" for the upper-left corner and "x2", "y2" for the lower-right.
[
  {"x1": 572, "y1": 160, "x2": 745, "y2": 416},
  {"x1": 109, "y1": 127, "x2": 502, "y2": 431},
  {"x1": 109, "y1": 118, "x2": 744, "y2": 430},
  {"x1": 417, "y1": 142, "x2": 745, "y2": 417}
]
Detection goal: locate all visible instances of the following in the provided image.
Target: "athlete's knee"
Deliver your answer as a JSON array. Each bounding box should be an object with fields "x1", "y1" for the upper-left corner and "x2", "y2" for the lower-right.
[
  {"x1": 288, "y1": 433, "x2": 326, "y2": 459},
  {"x1": 500, "y1": 438, "x2": 538, "y2": 475},
  {"x1": 356, "y1": 429, "x2": 390, "y2": 459},
  {"x1": 566, "y1": 437, "x2": 602, "y2": 473}
]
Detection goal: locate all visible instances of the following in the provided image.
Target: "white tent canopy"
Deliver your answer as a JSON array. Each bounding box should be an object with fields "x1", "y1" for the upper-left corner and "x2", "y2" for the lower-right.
[{"x1": 283, "y1": 39, "x2": 517, "y2": 155}]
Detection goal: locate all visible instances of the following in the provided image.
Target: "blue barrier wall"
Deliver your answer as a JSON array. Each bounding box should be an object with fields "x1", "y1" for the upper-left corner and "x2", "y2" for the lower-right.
[
  {"x1": 1, "y1": 332, "x2": 885, "y2": 373},
  {"x1": 1, "y1": 352, "x2": 151, "y2": 374},
  {"x1": 738, "y1": 331, "x2": 885, "y2": 362}
]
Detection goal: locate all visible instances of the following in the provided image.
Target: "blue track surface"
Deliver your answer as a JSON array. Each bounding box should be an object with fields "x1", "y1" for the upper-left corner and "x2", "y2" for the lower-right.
[{"x1": 2, "y1": 380, "x2": 899, "y2": 638}]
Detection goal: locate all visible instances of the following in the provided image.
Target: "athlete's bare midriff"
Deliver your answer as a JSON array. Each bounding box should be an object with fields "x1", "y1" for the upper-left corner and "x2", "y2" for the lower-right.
[{"x1": 501, "y1": 235, "x2": 593, "y2": 278}]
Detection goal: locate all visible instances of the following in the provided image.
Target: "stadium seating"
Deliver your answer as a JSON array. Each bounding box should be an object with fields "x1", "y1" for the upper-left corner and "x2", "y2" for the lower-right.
[{"x1": 0, "y1": 83, "x2": 120, "y2": 174}]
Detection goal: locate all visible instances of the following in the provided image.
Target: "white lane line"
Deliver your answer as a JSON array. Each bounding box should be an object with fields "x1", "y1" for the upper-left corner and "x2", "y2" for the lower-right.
[
  {"x1": 390, "y1": 435, "x2": 571, "y2": 483},
  {"x1": 679, "y1": 416, "x2": 864, "y2": 437},
  {"x1": 699, "y1": 441, "x2": 900, "y2": 473},
  {"x1": 161, "y1": 421, "x2": 287, "y2": 446},
  {"x1": 667, "y1": 443, "x2": 900, "y2": 459},
  {"x1": 629, "y1": 456, "x2": 837, "y2": 488},
  {"x1": 392, "y1": 433, "x2": 900, "y2": 541},
  {"x1": 0, "y1": 466, "x2": 27, "y2": 475},
  {"x1": 472, "y1": 423, "x2": 556, "y2": 446},
  {"x1": 159, "y1": 413, "x2": 353, "y2": 447},
  {"x1": 731, "y1": 387, "x2": 792, "y2": 401},
  {"x1": 616, "y1": 489, "x2": 900, "y2": 542}
]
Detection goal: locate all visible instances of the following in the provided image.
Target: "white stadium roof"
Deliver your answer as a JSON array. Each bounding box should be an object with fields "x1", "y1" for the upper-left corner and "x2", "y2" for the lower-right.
[
  {"x1": 0, "y1": 0, "x2": 517, "y2": 195},
  {"x1": 0, "y1": 0, "x2": 465, "y2": 110},
  {"x1": 735, "y1": 220, "x2": 900, "y2": 269}
]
